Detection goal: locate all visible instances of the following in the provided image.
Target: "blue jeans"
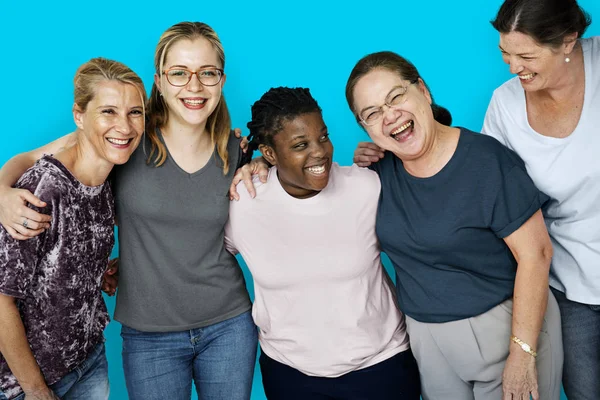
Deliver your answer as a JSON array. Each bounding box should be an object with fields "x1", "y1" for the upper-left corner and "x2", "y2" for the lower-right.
[
  {"x1": 552, "y1": 287, "x2": 600, "y2": 400},
  {"x1": 1, "y1": 341, "x2": 109, "y2": 400},
  {"x1": 121, "y1": 311, "x2": 258, "y2": 400}
]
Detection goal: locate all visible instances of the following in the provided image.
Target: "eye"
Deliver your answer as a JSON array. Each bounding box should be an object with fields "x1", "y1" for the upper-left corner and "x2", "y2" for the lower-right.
[
  {"x1": 293, "y1": 142, "x2": 307, "y2": 150},
  {"x1": 200, "y1": 69, "x2": 218, "y2": 77},
  {"x1": 129, "y1": 109, "x2": 143, "y2": 116},
  {"x1": 521, "y1": 56, "x2": 535, "y2": 61},
  {"x1": 101, "y1": 109, "x2": 116, "y2": 115},
  {"x1": 168, "y1": 69, "x2": 188, "y2": 77},
  {"x1": 364, "y1": 110, "x2": 381, "y2": 123},
  {"x1": 319, "y1": 133, "x2": 330, "y2": 141}
]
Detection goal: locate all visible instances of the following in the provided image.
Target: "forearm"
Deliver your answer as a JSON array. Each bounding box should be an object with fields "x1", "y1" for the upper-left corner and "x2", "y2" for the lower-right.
[
  {"x1": 0, "y1": 154, "x2": 38, "y2": 189},
  {"x1": 511, "y1": 258, "x2": 550, "y2": 351},
  {"x1": 0, "y1": 297, "x2": 47, "y2": 392}
]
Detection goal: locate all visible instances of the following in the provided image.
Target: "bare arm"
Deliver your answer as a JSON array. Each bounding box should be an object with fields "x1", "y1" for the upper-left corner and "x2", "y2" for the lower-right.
[
  {"x1": 501, "y1": 209, "x2": 552, "y2": 400},
  {"x1": 0, "y1": 294, "x2": 59, "y2": 399},
  {"x1": 0, "y1": 133, "x2": 75, "y2": 240}
]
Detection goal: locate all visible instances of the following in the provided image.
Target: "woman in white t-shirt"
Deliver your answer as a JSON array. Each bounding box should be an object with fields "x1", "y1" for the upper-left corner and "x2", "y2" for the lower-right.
[{"x1": 482, "y1": 1, "x2": 599, "y2": 399}]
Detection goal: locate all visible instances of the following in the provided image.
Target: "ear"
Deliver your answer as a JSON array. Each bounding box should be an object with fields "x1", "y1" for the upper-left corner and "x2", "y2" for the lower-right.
[
  {"x1": 417, "y1": 78, "x2": 433, "y2": 105},
  {"x1": 154, "y1": 73, "x2": 162, "y2": 95},
  {"x1": 563, "y1": 32, "x2": 579, "y2": 55},
  {"x1": 220, "y1": 73, "x2": 227, "y2": 89},
  {"x1": 259, "y1": 144, "x2": 277, "y2": 166},
  {"x1": 72, "y1": 103, "x2": 85, "y2": 130}
]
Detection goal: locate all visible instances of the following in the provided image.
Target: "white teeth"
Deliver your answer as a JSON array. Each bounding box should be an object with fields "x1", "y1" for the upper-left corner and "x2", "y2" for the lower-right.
[
  {"x1": 307, "y1": 165, "x2": 326, "y2": 174},
  {"x1": 183, "y1": 99, "x2": 206, "y2": 105},
  {"x1": 107, "y1": 138, "x2": 130, "y2": 145},
  {"x1": 519, "y1": 73, "x2": 536, "y2": 80},
  {"x1": 391, "y1": 120, "x2": 413, "y2": 137}
]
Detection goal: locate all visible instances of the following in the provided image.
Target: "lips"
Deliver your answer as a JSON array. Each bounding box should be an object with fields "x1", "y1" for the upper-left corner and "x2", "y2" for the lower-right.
[
  {"x1": 106, "y1": 137, "x2": 133, "y2": 148},
  {"x1": 181, "y1": 98, "x2": 207, "y2": 110},
  {"x1": 390, "y1": 120, "x2": 414, "y2": 142},
  {"x1": 305, "y1": 161, "x2": 330, "y2": 176}
]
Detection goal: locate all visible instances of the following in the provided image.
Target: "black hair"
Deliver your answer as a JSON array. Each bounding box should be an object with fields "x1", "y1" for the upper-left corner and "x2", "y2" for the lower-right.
[
  {"x1": 491, "y1": 0, "x2": 592, "y2": 47},
  {"x1": 346, "y1": 51, "x2": 452, "y2": 127},
  {"x1": 243, "y1": 87, "x2": 322, "y2": 164}
]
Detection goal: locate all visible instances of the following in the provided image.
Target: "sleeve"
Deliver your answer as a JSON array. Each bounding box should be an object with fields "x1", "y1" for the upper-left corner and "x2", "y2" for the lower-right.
[
  {"x1": 0, "y1": 172, "x2": 53, "y2": 298},
  {"x1": 481, "y1": 93, "x2": 508, "y2": 147},
  {"x1": 490, "y1": 162, "x2": 549, "y2": 239}
]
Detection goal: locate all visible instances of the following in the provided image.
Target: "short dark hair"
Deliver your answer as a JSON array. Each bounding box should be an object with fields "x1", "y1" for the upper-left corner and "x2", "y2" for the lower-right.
[
  {"x1": 345, "y1": 51, "x2": 452, "y2": 127},
  {"x1": 244, "y1": 87, "x2": 322, "y2": 164},
  {"x1": 491, "y1": 0, "x2": 592, "y2": 47}
]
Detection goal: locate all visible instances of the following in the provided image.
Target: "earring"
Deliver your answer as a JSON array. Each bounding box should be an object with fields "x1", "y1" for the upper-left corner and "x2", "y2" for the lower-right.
[{"x1": 565, "y1": 57, "x2": 571, "y2": 63}]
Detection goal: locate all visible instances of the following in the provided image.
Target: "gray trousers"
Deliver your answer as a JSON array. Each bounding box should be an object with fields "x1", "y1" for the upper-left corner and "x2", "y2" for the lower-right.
[{"x1": 406, "y1": 290, "x2": 563, "y2": 400}]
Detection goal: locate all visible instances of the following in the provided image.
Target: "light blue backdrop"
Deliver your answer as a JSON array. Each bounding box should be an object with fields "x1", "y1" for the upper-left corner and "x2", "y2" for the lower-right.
[{"x1": 2, "y1": 1, "x2": 599, "y2": 399}]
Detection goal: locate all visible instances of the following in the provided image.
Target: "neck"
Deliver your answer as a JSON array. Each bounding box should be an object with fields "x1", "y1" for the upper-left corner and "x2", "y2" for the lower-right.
[
  {"x1": 53, "y1": 138, "x2": 112, "y2": 187},
  {"x1": 161, "y1": 118, "x2": 212, "y2": 153},
  {"x1": 401, "y1": 124, "x2": 460, "y2": 178}
]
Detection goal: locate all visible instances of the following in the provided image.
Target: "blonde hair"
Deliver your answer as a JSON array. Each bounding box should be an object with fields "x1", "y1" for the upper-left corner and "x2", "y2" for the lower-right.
[
  {"x1": 146, "y1": 21, "x2": 232, "y2": 174},
  {"x1": 74, "y1": 57, "x2": 146, "y2": 113}
]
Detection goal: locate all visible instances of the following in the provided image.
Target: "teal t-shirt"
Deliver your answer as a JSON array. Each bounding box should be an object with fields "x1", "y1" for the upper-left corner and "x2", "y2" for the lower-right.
[{"x1": 372, "y1": 128, "x2": 548, "y2": 323}]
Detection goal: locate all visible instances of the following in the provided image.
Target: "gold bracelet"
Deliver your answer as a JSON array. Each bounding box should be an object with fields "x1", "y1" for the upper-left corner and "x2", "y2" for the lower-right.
[{"x1": 510, "y1": 335, "x2": 537, "y2": 357}]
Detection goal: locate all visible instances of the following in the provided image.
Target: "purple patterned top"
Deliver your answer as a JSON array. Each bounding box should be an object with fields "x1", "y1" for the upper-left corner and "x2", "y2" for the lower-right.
[{"x1": 0, "y1": 156, "x2": 112, "y2": 399}]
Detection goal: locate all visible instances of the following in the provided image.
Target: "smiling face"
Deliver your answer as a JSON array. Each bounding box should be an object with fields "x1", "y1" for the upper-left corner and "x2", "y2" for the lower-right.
[
  {"x1": 73, "y1": 80, "x2": 144, "y2": 166},
  {"x1": 499, "y1": 31, "x2": 577, "y2": 92},
  {"x1": 352, "y1": 68, "x2": 436, "y2": 162},
  {"x1": 261, "y1": 111, "x2": 333, "y2": 199},
  {"x1": 154, "y1": 37, "x2": 225, "y2": 129}
]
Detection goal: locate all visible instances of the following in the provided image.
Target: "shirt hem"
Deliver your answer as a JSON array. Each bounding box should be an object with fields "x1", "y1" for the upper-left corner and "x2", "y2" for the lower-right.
[{"x1": 115, "y1": 303, "x2": 252, "y2": 332}]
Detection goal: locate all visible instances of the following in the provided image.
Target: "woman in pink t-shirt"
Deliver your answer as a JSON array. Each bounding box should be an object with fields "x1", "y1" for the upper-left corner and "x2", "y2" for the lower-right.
[{"x1": 225, "y1": 87, "x2": 420, "y2": 400}]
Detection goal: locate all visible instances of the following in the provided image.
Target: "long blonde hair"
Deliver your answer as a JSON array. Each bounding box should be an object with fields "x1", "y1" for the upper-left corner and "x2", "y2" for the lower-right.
[{"x1": 146, "y1": 21, "x2": 232, "y2": 174}]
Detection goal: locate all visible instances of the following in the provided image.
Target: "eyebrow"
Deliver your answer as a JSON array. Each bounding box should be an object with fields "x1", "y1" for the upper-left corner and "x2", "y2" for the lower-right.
[
  {"x1": 289, "y1": 126, "x2": 327, "y2": 141},
  {"x1": 498, "y1": 45, "x2": 535, "y2": 56},
  {"x1": 167, "y1": 64, "x2": 220, "y2": 69}
]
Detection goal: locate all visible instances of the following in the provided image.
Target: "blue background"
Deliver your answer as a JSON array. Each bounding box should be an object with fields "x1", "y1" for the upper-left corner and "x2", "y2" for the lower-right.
[{"x1": 2, "y1": 1, "x2": 599, "y2": 399}]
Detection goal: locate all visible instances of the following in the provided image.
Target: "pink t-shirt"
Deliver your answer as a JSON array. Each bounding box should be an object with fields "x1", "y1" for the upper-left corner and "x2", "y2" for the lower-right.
[{"x1": 225, "y1": 163, "x2": 409, "y2": 377}]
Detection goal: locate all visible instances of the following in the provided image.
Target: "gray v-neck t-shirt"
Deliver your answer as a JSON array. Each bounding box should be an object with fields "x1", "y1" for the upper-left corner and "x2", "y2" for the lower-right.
[{"x1": 113, "y1": 131, "x2": 251, "y2": 331}]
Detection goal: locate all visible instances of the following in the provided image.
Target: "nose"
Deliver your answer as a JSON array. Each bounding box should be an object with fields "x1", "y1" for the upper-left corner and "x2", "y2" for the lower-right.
[
  {"x1": 309, "y1": 141, "x2": 327, "y2": 158},
  {"x1": 187, "y1": 73, "x2": 204, "y2": 91},
  {"x1": 382, "y1": 104, "x2": 402, "y2": 125},
  {"x1": 508, "y1": 58, "x2": 523, "y2": 74},
  {"x1": 115, "y1": 114, "x2": 133, "y2": 135}
]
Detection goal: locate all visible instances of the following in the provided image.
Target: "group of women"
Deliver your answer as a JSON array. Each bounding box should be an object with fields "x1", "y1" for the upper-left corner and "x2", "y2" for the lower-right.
[{"x1": 0, "y1": 0, "x2": 597, "y2": 399}]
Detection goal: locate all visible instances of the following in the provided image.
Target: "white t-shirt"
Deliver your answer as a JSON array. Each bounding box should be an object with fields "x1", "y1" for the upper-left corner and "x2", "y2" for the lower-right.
[
  {"x1": 482, "y1": 36, "x2": 600, "y2": 305},
  {"x1": 225, "y1": 163, "x2": 409, "y2": 377}
]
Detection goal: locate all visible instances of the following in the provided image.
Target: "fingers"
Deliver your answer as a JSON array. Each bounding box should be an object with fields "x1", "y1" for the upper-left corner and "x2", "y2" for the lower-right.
[
  {"x1": 241, "y1": 168, "x2": 256, "y2": 199},
  {"x1": 4, "y1": 226, "x2": 30, "y2": 241},
  {"x1": 19, "y1": 189, "x2": 47, "y2": 209},
  {"x1": 240, "y1": 136, "x2": 249, "y2": 153},
  {"x1": 11, "y1": 221, "x2": 45, "y2": 239},
  {"x1": 229, "y1": 168, "x2": 245, "y2": 201}
]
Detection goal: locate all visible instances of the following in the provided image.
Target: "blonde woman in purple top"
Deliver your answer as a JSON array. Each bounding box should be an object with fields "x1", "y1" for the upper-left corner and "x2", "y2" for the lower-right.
[{"x1": 0, "y1": 58, "x2": 145, "y2": 400}]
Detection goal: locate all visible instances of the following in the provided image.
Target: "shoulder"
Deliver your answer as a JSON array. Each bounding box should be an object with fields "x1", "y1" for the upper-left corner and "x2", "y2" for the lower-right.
[
  {"x1": 336, "y1": 163, "x2": 380, "y2": 190},
  {"x1": 461, "y1": 128, "x2": 525, "y2": 171},
  {"x1": 490, "y1": 76, "x2": 522, "y2": 107},
  {"x1": 16, "y1": 157, "x2": 71, "y2": 202}
]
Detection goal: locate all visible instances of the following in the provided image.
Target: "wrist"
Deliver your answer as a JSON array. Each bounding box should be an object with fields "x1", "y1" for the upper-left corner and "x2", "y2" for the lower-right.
[{"x1": 510, "y1": 335, "x2": 537, "y2": 357}]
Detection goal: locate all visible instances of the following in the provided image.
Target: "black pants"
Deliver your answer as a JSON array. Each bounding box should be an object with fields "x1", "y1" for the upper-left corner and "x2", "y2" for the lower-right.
[{"x1": 259, "y1": 349, "x2": 421, "y2": 400}]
